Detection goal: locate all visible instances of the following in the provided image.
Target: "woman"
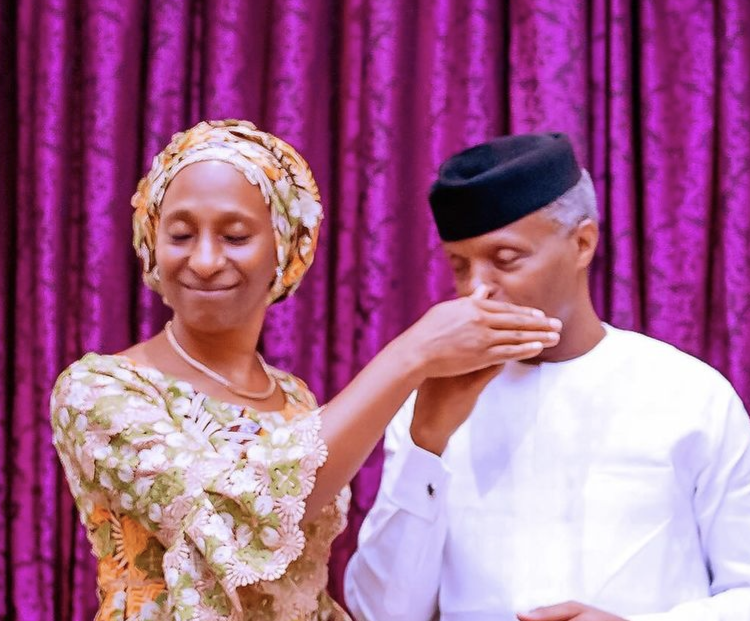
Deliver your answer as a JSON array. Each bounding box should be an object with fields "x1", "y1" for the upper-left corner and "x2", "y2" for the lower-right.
[{"x1": 50, "y1": 120, "x2": 559, "y2": 621}]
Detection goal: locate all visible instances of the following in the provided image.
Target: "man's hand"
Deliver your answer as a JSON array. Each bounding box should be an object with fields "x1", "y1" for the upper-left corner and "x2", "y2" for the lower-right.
[
  {"x1": 517, "y1": 601, "x2": 627, "y2": 621},
  {"x1": 411, "y1": 364, "x2": 504, "y2": 455}
]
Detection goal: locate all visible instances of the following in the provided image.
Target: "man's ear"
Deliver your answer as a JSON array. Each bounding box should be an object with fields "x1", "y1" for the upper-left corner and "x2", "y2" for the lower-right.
[{"x1": 574, "y1": 218, "x2": 599, "y2": 269}]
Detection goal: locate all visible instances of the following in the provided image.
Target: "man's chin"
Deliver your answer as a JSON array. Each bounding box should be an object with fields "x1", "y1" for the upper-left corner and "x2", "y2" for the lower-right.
[{"x1": 521, "y1": 343, "x2": 559, "y2": 365}]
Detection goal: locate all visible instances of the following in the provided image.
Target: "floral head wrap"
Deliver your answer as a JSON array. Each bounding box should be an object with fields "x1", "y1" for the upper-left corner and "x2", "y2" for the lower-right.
[{"x1": 131, "y1": 119, "x2": 323, "y2": 304}]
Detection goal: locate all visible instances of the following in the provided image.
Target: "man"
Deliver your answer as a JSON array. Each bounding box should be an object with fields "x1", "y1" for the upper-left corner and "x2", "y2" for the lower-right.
[{"x1": 344, "y1": 133, "x2": 750, "y2": 621}]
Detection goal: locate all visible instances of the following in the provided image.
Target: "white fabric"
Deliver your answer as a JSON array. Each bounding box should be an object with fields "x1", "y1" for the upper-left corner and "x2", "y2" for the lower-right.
[{"x1": 345, "y1": 325, "x2": 750, "y2": 621}]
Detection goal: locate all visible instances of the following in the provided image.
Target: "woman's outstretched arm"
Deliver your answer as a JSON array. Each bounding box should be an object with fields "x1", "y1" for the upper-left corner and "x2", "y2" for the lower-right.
[{"x1": 305, "y1": 291, "x2": 561, "y2": 519}]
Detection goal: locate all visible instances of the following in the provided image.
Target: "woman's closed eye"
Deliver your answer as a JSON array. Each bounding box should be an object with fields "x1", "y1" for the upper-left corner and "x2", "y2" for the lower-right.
[
  {"x1": 223, "y1": 234, "x2": 251, "y2": 245},
  {"x1": 169, "y1": 232, "x2": 193, "y2": 243}
]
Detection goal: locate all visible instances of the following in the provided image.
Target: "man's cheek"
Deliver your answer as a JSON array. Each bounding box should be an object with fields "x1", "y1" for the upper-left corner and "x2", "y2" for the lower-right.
[{"x1": 453, "y1": 279, "x2": 473, "y2": 298}]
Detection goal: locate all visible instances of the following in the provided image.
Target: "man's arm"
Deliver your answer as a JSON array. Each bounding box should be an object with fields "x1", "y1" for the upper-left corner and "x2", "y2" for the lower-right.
[
  {"x1": 628, "y1": 391, "x2": 750, "y2": 621},
  {"x1": 346, "y1": 299, "x2": 561, "y2": 621},
  {"x1": 344, "y1": 393, "x2": 450, "y2": 621}
]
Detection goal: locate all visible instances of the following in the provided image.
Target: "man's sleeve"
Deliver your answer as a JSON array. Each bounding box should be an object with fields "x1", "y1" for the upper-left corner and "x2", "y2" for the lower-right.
[
  {"x1": 629, "y1": 391, "x2": 750, "y2": 621},
  {"x1": 344, "y1": 392, "x2": 451, "y2": 621}
]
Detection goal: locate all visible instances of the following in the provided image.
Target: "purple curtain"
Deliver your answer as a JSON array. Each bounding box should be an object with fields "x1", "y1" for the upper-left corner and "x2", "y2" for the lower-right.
[{"x1": 2, "y1": 1, "x2": 749, "y2": 619}]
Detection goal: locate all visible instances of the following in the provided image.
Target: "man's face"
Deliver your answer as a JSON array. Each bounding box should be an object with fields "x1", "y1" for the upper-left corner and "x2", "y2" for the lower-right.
[{"x1": 443, "y1": 210, "x2": 594, "y2": 325}]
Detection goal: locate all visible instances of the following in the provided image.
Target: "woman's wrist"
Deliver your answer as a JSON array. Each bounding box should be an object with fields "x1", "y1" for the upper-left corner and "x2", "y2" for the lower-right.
[{"x1": 381, "y1": 331, "x2": 429, "y2": 387}]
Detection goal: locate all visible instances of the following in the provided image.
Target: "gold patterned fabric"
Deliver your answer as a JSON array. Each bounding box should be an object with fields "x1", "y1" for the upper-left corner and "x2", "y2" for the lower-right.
[
  {"x1": 51, "y1": 354, "x2": 350, "y2": 621},
  {"x1": 131, "y1": 119, "x2": 324, "y2": 304}
]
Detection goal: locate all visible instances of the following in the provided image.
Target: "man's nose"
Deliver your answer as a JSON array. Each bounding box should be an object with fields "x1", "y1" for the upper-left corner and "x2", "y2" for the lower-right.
[
  {"x1": 188, "y1": 234, "x2": 226, "y2": 277},
  {"x1": 468, "y1": 263, "x2": 509, "y2": 302},
  {"x1": 469, "y1": 263, "x2": 494, "y2": 295}
]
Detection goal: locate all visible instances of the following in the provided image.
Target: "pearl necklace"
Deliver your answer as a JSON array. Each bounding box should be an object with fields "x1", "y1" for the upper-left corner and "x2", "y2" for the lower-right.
[{"x1": 164, "y1": 321, "x2": 277, "y2": 401}]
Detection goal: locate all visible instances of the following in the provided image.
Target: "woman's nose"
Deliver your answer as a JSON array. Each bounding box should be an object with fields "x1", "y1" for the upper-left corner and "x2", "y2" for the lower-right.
[{"x1": 187, "y1": 234, "x2": 226, "y2": 277}]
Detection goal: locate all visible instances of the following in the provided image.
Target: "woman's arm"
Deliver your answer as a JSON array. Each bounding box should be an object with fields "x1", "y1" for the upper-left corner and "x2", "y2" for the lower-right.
[{"x1": 305, "y1": 292, "x2": 561, "y2": 519}]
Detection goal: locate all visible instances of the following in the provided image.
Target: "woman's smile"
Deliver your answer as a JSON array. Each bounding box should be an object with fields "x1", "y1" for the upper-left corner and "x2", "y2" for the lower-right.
[{"x1": 179, "y1": 280, "x2": 240, "y2": 293}]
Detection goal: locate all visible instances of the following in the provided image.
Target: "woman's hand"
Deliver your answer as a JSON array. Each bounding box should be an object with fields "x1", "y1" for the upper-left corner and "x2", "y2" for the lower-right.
[{"x1": 398, "y1": 285, "x2": 562, "y2": 382}]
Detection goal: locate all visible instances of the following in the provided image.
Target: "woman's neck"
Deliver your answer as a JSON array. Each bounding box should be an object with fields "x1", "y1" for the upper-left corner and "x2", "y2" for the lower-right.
[{"x1": 168, "y1": 312, "x2": 267, "y2": 387}]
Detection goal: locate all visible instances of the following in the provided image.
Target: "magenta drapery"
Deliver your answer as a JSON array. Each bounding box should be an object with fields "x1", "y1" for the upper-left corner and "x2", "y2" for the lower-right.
[{"x1": 1, "y1": 1, "x2": 749, "y2": 619}]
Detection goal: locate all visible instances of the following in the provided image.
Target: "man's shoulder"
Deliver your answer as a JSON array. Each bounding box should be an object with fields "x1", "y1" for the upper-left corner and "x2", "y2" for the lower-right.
[{"x1": 605, "y1": 324, "x2": 733, "y2": 394}]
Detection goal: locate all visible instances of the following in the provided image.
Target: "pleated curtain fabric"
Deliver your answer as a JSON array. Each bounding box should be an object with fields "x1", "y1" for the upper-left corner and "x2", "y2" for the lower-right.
[{"x1": 1, "y1": 0, "x2": 749, "y2": 618}]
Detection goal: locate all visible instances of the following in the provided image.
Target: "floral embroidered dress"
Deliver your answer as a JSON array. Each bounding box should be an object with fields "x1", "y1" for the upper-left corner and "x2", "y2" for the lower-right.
[{"x1": 50, "y1": 353, "x2": 350, "y2": 621}]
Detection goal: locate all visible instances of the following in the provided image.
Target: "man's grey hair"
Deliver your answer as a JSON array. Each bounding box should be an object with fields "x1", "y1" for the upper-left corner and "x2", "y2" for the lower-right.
[{"x1": 539, "y1": 169, "x2": 599, "y2": 230}]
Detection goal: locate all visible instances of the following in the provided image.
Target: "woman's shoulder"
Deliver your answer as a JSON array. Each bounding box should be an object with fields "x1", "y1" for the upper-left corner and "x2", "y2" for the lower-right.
[
  {"x1": 266, "y1": 364, "x2": 319, "y2": 410},
  {"x1": 51, "y1": 352, "x2": 174, "y2": 411},
  {"x1": 55, "y1": 352, "x2": 158, "y2": 384}
]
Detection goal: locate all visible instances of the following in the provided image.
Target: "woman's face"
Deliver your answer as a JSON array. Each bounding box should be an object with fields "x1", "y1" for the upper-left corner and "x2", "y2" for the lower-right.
[{"x1": 155, "y1": 160, "x2": 277, "y2": 332}]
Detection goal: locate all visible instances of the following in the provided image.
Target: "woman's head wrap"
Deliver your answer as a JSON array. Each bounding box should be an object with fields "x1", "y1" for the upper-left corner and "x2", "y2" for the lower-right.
[{"x1": 131, "y1": 119, "x2": 323, "y2": 304}]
